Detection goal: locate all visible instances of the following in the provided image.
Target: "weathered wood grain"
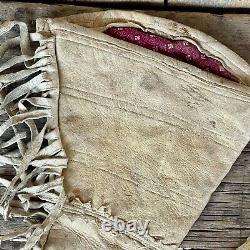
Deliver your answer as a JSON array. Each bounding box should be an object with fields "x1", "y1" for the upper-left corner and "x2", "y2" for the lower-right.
[
  {"x1": 168, "y1": 0, "x2": 250, "y2": 8},
  {"x1": 0, "y1": 2, "x2": 250, "y2": 249},
  {"x1": 5, "y1": 0, "x2": 250, "y2": 8}
]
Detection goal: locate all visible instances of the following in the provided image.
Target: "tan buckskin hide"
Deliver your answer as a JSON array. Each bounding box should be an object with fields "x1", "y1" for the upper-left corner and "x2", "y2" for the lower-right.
[{"x1": 0, "y1": 10, "x2": 250, "y2": 250}]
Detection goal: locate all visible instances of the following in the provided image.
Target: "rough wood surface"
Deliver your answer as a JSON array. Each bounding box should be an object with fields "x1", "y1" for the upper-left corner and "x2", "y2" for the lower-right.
[
  {"x1": 0, "y1": 2, "x2": 250, "y2": 249},
  {"x1": 167, "y1": 0, "x2": 250, "y2": 8},
  {"x1": 4, "y1": 0, "x2": 250, "y2": 8}
]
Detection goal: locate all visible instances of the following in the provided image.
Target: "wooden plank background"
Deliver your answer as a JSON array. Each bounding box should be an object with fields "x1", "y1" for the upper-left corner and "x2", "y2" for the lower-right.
[
  {"x1": 167, "y1": 0, "x2": 250, "y2": 8},
  {"x1": 0, "y1": 2, "x2": 250, "y2": 249},
  {"x1": 4, "y1": 0, "x2": 250, "y2": 9}
]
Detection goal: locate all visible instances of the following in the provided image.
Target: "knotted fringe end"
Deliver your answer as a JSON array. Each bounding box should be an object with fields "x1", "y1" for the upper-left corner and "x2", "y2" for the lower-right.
[{"x1": 0, "y1": 21, "x2": 67, "y2": 249}]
